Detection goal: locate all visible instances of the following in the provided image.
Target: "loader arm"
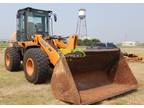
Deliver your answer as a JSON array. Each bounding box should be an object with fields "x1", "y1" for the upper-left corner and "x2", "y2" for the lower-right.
[
  {"x1": 17, "y1": 35, "x2": 60, "y2": 65},
  {"x1": 53, "y1": 39, "x2": 67, "y2": 48},
  {"x1": 17, "y1": 35, "x2": 78, "y2": 65},
  {"x1": 36, "y1": 35, "x2": 60, "y2": 65},
  {"x1": 67, "y1": 35, "x2": 78, "y2": 49},
  {"x1": 53, "y1": 35, "x2": 78, "y2": 49},
  {"x1": 37, "y1": 35, "x2": 78, "y2": 64}
]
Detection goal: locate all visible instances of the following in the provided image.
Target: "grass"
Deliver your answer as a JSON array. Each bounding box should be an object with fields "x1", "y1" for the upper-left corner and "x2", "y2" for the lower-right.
[
  {"x1": 0, "y1": 42, "x2": 8, "y2": 48},
  {"x1": 0, "y1": 47, "x2": 144, "y2": 104}
]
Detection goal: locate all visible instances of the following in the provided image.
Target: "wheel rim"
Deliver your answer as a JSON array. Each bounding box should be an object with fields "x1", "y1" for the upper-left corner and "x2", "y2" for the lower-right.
[
  {"x1": 26, "y1": 58, "x2": 34, "y2": 76},
  {"x1": 6, "y1": 53, "x2": 10, "y2": 67}
]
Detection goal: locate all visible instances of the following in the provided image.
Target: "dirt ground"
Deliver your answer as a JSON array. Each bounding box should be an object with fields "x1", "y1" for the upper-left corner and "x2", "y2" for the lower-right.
[{"x1": 0, "y1": 47, "x2": 144, "y2": 105}]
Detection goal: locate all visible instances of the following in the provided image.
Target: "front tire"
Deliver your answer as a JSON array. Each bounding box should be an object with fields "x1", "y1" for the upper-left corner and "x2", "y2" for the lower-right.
[
  {"x1": 5, "y1": 47, "x2": 21, "y2": 71},
  {"x1": 23, "y1": 48, "x2": 51, "y2": 84}
]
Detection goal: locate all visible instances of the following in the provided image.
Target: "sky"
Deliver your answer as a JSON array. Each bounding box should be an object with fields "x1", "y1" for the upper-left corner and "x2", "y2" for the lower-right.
[{"x1": 0, "y1": 3, "x2": 144, "y2": 43}]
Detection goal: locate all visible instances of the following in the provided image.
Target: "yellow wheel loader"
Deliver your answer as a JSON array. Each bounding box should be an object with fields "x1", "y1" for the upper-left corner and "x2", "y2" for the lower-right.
[{"x1": 5, "y1": 7, "x2": 138, "y2": 104}]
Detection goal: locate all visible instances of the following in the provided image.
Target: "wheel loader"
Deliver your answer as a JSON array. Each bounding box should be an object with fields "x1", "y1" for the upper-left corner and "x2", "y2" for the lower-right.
[{"x1": 5, "y1": 7, "x2": 138, "y2": 104}]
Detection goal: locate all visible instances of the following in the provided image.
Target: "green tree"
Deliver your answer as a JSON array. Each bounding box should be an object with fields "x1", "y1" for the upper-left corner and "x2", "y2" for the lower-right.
[
  {"x1": 91, "y1": 39, "x2": 100, "y2": 45},
  {"x1": 83, "y1": 39, "x2": 91, "y2": 46},
  {"x1": 77, "y1": 39, "x2": 83, "y2": 46},
  {"x1": 77, "y1": 38, "x2": 101, "y2": 46}
]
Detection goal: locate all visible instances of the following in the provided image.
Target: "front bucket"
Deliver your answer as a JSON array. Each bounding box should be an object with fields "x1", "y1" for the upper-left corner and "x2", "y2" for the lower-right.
[{"x1": 51, "y1": 48, "x2": 138, "y2": 104}]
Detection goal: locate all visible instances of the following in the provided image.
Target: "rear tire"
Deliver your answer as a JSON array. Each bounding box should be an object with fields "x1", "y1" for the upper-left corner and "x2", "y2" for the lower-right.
[
  {"x1": 23, "y1": 48, "x2": 51, "y2": 84},
  {"x1": 5, "y1": 47, "x2": 21, "y2": 71}
]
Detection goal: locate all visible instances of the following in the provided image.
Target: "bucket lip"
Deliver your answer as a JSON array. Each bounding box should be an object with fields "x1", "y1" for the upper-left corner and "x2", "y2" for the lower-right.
[
  {"x1": 85, "y1": 48, "x2": 120, "y2": 52},
  {"x1": 79, "y1": 84, "x2": 138, "y2": 105}
]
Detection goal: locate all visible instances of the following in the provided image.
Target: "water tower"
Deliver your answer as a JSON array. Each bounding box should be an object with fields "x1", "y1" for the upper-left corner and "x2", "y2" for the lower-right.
[{"x1": 76, "y1": 9, "x2": 88, "y2": 39}]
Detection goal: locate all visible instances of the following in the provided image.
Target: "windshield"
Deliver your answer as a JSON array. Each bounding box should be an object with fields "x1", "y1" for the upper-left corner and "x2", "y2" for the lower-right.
[{"x1": 27, "y1": 12, "x2": 48, "y2": 36}]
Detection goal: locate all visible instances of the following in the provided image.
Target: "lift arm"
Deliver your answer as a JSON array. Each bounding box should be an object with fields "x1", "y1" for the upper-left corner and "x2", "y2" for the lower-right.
[
  {"x1": 17, "y1": 34, "x2": 78, "y2": 65},
  {"x1": 36, "y1": 35, "x2": 60, "y2": 65},
  {"x1": 53, "y1": 35, "x2": 78, "y2": 49}
]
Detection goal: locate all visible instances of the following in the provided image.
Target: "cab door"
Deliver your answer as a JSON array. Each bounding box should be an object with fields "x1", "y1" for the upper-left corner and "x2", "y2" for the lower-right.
[{"x1": 16, "y1": 12, "x2": 27, "y2": 41}]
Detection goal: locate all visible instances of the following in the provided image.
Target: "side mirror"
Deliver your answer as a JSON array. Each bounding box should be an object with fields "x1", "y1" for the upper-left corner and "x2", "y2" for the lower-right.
[{"x1": 53, "y1": 14, "x2": 57, "y2": 22}]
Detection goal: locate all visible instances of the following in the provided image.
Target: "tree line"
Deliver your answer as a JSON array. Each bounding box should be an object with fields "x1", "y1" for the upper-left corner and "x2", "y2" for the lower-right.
[{"x1": 77, "y1": 38, "x2": 100, "y2": 46}]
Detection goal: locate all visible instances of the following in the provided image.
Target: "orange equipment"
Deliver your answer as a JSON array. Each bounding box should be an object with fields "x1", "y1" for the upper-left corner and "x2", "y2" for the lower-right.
[
  {"x1": 5, "y1": 7, "x2": 138, "y2": 104},
  {"x1": 123, "y1": 52, "x2": 143, "y2": 62}
]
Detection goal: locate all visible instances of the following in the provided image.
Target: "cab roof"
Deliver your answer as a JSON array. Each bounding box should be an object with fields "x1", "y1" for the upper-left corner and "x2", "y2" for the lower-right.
[{"x1": 18, "y1": 7, "x2": 52, "y2": 13}]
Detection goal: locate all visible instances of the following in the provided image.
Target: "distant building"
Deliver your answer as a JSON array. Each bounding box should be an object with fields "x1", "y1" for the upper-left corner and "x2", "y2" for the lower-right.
[{"x1": 121, "y1": 41, "x2": 136, "y2": 46}]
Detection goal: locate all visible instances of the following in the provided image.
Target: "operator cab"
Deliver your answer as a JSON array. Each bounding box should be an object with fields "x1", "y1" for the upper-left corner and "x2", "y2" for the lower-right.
[{"x1": 16, "y1": 7, "x2": 53, "y2": 41}]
